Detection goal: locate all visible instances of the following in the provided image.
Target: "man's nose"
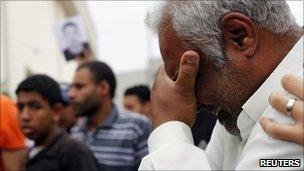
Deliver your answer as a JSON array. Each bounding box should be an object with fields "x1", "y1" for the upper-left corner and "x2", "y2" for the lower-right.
[
  {"x1": 69, "y1": 87, "x2": 76, "y2": 101},
  {"x1": 20, "y1": 106, "x2": 31, "y2": 122}
]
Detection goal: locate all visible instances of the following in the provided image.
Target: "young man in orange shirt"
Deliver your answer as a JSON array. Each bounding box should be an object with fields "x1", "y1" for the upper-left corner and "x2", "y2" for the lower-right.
[{"x1": 0, "y1": 94, "x2": 27, "y2": 171}]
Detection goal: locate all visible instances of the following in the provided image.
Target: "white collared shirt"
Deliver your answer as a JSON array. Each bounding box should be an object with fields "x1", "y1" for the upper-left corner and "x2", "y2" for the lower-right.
[{"x1": 139, "y1": 36, "x2": 304, "y2": 170}]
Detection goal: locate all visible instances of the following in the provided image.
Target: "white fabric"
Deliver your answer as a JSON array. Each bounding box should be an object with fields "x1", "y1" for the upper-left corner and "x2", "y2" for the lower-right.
[
  {"x1": 139, "y1": 36, "x2": 304, "y2": 170},
  {"x1": 29, "y1": 146, "x2": 44, "y2": 159}
]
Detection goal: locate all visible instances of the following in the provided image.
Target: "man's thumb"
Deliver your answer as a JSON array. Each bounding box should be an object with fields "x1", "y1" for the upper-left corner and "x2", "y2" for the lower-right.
[{"x1": 175, "y1": 51, "x2": 200, "y2": 90}]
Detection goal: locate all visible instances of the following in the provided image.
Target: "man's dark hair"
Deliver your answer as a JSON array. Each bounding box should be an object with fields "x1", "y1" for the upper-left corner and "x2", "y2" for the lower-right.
[
  {"x1": 124, "y1": 85, "x2": 150, "y2": 103},
  {"x1": 15, "y1": 74, "x2": 63, "y2": 107},
  {"x1": 77, "y1": 61, "x2": 116, "y2": 98}
]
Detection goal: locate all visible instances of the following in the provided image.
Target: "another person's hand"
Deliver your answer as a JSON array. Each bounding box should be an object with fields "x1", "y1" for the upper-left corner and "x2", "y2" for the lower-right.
[
  {"x1": 75, "y1": 48, "x2": 92, "y2": 66},
  {"x1": 260, "y1": 74, "x2": 303, "y2": 145},
  {"x1": 150, "y1": 51, "x2": 199, "y2": 129}
]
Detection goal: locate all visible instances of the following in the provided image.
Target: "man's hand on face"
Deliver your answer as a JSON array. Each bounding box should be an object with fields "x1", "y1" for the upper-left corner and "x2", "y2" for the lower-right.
[{"x1": 150, "y1": 51, "x2": 200, "y2": 129}]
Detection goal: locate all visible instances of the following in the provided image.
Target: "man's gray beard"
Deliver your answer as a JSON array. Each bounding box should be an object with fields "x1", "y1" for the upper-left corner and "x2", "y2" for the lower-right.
[
  {"x1": 198, "y1": 105, "x2": 240, "y2": 136},
  {"x1": 216, "y1": 109, "x2": 240, "y2": 136}
]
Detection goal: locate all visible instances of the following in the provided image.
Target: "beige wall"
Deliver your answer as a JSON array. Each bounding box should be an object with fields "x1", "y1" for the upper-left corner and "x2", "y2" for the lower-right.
[
  {"x1": 1, "y1": 1, "x2": 96, "y2": 98},
  {"x1": 115, "y1": 70, "x2": 148, "y2": 110},
  {"x1": 1, "y1": 2, "x2": 7, "y2": 93},
  {"x1": 115, "y1": 58, "x2": 162, "y2": 110}
]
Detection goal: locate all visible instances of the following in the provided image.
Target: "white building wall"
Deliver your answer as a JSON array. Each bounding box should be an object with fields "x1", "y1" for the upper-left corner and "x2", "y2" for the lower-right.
[
  {"x1": 114, "y1": 58, "x2": 162, "y2": 110},
  {"x1": 114, "y1": 70, "x2": 148, "y2": 110},
  {"x1": 1, "y1": 2, "x2": 7, "y2": 93},
  {"x1": 1, "y1": 1, "x2": 96, "y2": 98}
]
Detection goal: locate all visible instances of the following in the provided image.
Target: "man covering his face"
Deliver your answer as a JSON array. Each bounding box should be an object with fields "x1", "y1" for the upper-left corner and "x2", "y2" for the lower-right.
[{"x1": 139, "y1": 1, "x2": 303, "y2": 170}]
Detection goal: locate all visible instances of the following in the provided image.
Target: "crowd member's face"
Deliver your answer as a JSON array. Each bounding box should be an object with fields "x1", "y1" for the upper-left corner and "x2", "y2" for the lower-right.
[
  {"x1": 69, "y1": 68, "x2": 101, "y2": 117},
  {"x1": 124, "y1": 95, "x2": 145, "y2": 114},
  {"x1": 158, "y1": 17, "x2": 255, "y2": 135},
  {"x1": 17, "y1": 91, "x2": 59, "y2": 142},
  {"x1": 59, "y1": 104, "x2": 78, "y2": 131}
]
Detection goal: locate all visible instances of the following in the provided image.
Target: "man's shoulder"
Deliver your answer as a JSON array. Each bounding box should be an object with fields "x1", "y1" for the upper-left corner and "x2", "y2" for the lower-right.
[
  {"x1": 235, "y1": 107, "x2": 303, "y2": 169},
  {"x1": 117, "y1": 110, "x2": 150, "y2": 125},
  {"x1": 55, "y1": 133, "x2": 90, "y2": 154},
  {"x1": 69, "y1": 118, "x2": 86, "y2": 135},
  {"x1": 112, "y1": 111, "x2": 151, "y2": 135},
  {"x1": 46, "y1": 133, "x2": 100, "y2": 171},
  {"x1": 247, "y1": 105, "x2": 303, "y2": 150}
]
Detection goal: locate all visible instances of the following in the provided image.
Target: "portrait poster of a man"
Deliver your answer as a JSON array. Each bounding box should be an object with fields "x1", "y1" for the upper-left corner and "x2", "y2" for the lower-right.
[{"x1": 55, "y1": 15, "x2": 89, "y2": 61}]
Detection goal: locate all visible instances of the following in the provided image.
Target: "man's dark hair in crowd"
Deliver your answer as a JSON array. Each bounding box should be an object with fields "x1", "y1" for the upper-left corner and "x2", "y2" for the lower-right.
[
  {"x1": 79, "y1": 61, "x2": 116, "y2": 98},
  {"x1": 124, "y1": 85, "x2": 151, "y2": 116},
  {"x1": 125, "y1": 85, "x2": 150, "y2": 103},
  {"x1": 16, "y1": 75, "x2": 62, "y2": 107},
  {"x1": 16, "y1": 74, "x2": 100, "y2": 171}
]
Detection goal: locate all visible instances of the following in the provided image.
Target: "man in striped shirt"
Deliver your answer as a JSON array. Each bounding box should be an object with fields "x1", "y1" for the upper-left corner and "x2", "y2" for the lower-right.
[{"x1": 69, "y1": 61, "x2": 151, "y2": 171}]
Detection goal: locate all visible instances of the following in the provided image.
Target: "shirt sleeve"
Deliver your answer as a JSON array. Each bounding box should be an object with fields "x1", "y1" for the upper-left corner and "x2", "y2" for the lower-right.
[
  {"x1": 135, "y1": 119, "x2": 151, "y2": 164},
  {"x1": 236, "y1": 106, "x2": 304, "y2": 170},
  {"x1": 62, "y1": 141, "x2": 100, "y2": 171},
  {"x1": 0, "y1": 95, "x2": 26, "y2": 150},
  {"x1": 139, "y1": 121, "x2": 212, "y2": 170}
]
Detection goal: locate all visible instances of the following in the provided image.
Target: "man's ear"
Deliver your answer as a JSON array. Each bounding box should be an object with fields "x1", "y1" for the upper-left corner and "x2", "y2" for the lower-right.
[
  {"x1": 143, "y1": 101, "x2": 151, "y2": 116},
  {"x1": 52, "y1": 103, "x2": 63, "y2": 122},
  {"x1": 222, "y1": 12, "x2": 258, "y2": 63},
  {"x1": 143, "y1": 101, "x2": 150, "y2": 109},
  {"x1": 98, "y1": 80, "x2": 111, "y2": 97}
]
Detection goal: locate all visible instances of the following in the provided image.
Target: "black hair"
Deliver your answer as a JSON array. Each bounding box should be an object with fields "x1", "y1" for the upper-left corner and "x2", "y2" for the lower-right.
[
  {"x1": 77, "y1": 61, "x2": 116, "y2": 98},
  {"x1": 124, "y1": 85, "x2": 150, "y2": 103},
  {"x1": 15, "y1": 74, "x2": 63, "y2": 107}
]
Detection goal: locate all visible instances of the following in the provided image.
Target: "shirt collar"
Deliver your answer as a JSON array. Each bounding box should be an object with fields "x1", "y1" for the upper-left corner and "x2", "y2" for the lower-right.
[
  {"x1": 75, "y1": 104, "x2": 119, "y2": 131},
  {"x1": 28, "y1": 131, "x2": 66, "y2": 162},
  {"x1": 237, "y1": 35, "x2": 303, "y2": 141},
  {"x1": 98, "y1": 104, "x2": 119, "y2": 128}
]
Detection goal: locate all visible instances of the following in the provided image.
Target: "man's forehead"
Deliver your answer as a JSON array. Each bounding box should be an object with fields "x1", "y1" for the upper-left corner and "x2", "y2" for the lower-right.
[
  {"x1": 125, "y1": 94, "x2": 141, "y2": 101},
  {"x1": 124, "y1": 95, "x2": 142, "y2": 106},
  {"x1": 17, "y1": 91, "x2": 43, "y2": 102},
  {"x1": 158, "y1": 18, "x2": 186, "y2": 80},
  {"x1": 73, "y1": 68, "x2": 93, "y2": 82}
]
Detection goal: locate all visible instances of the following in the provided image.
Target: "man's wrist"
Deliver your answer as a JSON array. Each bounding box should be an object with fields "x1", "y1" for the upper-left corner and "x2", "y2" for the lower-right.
[
  {"x1": 152, "y1": 117, "x2": 193, "y2": 129},
  {"x1": 148, "y1": 121, "x2": 194, "y2": 153}
]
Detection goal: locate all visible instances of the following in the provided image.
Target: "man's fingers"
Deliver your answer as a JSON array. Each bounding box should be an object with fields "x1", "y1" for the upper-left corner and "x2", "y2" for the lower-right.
[
  {"x1": 175, "y1": 51, "x2": 199, "y2": 91},
  {"x1": 152, "y1": 65, "x2": 170, "y2": 91},
  {"x1": 281, "y1": 74, "x2": 304, "y2": 100},
  {"x1": 269, "y1": 92, "x2": 303, "y2": 120},
  {"x1": 155, "y1": 65, "x2": 168, "y2": 81},
  {"x1": 259, "y1": 117, "x2": 297, "y2": 142}
]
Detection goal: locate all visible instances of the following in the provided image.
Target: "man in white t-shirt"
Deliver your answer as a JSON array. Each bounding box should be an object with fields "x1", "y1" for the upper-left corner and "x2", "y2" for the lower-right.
[{"x1": 140, "y1": 1, "x2": 303, "y2": 170}]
